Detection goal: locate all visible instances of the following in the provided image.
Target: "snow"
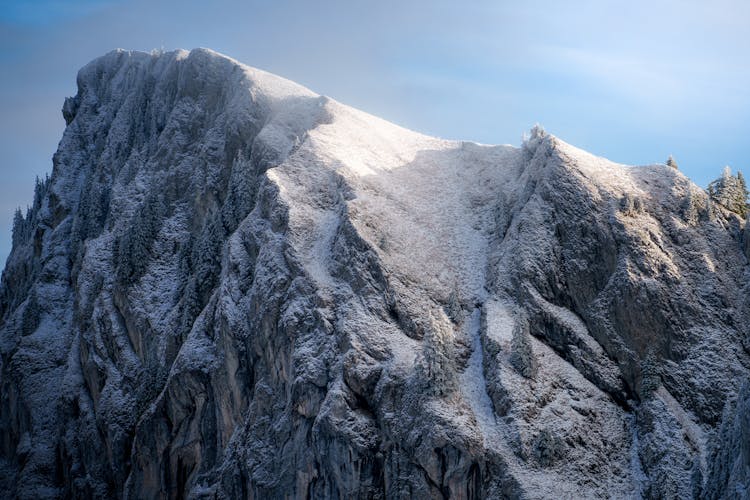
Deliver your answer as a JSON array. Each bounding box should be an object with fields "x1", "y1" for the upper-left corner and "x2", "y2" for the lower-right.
[
  {"x1": 483, "y1": 299, "x2": 516, "y2": 345},
  {"x1": 257, "y1": 85, "x2": 541, "y2": 477},
  {"x1": 461, "y1": 308, "x2": 505, "y2": 449},
  {"x1": 656, "y1": 385, "x2": 707, "y2": 469},
  {"x1": 3, "y1": 47, "x2": 746, "y2": 499},
  {"x1": 628, "y1": 413, "x2": 649, "y2": 499},
  {"x1": 309, "y1": 115, "x2": 520, "y2": 303},
  {"x1": 261, "y1": 88, "x2": 534, "y2": 464}
]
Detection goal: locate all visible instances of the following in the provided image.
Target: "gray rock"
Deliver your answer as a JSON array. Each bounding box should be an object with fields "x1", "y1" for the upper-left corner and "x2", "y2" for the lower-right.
[{"x1": 1, "y1": 49, "x2": 748, "y2": 499}]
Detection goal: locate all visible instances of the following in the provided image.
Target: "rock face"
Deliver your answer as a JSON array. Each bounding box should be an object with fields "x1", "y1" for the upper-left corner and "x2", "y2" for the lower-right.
[{"x1": 0, "y1": 48, "x2": 749, "y2": 499}]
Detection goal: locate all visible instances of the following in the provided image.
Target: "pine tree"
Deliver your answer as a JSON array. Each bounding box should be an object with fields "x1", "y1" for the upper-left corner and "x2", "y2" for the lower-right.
[
  {"x1": 445, "y1": 288, "x2": 462, "y2": 323},
  {"x1": 620, "y1": 193, "x2": 643, "y2": 216},
  {"x1": 417, "y1": 313, "x2": 458, "y2": 397},
  {"x1": 116, "y1": 192, "x2": 166, "y2": 285},
  {"x1": 522, "y1": 124, "x2": 548, "y2": 156},
  {"x1": 179, "y1": 279, "x2": 202, "y2": 338},
  {"x1": 11, "y1": 208, "x2": 25, "y2": 246},
  {"x1": 33, "y1": 176, "x2": 44, "y2": 210},
  {"x1": 83, "y1": 182, "x2": 111, "y2": 239},
  {"x1": 681, "y1": 187, "x2": 701, "y2": 225},
  {"x1": 30, "y1": 174, "x2": 50, "y2": 211},
  {"x1": 708, "y1": 166, "x2": 748, "y2": 217},
  {"x1": 221, "y1": 151, "x2": 256, "y2": 233},
  {"x1": 738, "y1": 171, "x2": 749, "y2": 215},
  {"x1": 192, "y1": 211, "x2": 225, "y2": 302},
  {"x1": 666, "y1": 155, "x2": 678, "y2": 169},
  {"x1": 704, "y1": 194, "x2": 716, "y2": 221}
]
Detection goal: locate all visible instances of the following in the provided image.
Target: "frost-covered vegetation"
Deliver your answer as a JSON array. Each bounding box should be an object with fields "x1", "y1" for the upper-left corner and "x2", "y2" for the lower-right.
[
  {"x1": 708, "y1": 166, "x2": 749, "y2": 217},
  {"x1": 1, "y1": 48, "x2": 748, "y2": 500}
]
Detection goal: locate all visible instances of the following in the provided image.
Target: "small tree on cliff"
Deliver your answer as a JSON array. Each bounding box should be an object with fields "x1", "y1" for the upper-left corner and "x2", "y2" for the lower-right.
[
  {"x1": 708, "y1": 166, "x2": 749, "y2": 217},
  {"x1": 666, "y1": 155, "x2": 679, "y2": 169},
  {"x1": 416, "y1": 313, "x2": 458, "y2": 397},
  {"x1": 739, "y1": 171, "x2": 749, "y2": 211},
  {"x1": 11, "y1": 208, "x2": 25, "y2": 246}
]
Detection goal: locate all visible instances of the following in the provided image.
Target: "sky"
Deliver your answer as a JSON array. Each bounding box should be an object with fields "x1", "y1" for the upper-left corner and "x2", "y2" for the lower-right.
[{"x1": 1, "y1": 0, "x2": 749, "y2": 265}]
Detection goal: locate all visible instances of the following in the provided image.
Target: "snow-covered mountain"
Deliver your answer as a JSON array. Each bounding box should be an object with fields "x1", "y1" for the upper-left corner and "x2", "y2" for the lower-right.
[{"x1": 1, "y1": 48, "x2": 748, "y2": 499}]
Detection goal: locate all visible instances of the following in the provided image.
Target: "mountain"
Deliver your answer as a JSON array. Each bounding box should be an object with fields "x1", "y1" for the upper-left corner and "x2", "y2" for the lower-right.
[{"x1": 1, "y1": 48, "x2": 749, "y2": 499}]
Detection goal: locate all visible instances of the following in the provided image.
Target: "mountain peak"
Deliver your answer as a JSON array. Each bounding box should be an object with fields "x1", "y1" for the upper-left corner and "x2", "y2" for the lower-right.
[{"x1": 1, "y1": 49, "x2": 748, "y2": 499}]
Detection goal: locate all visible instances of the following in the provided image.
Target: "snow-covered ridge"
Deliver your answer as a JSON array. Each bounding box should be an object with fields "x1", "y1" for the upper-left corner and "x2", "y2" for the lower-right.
[{"x1": 1, "y1": 48, "x2": 748, "y2": 499}]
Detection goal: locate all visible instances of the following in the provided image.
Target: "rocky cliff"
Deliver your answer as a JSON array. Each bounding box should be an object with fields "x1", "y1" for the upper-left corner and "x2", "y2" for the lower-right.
[{"x1": 0, "y1": 48, "x2": 748, "y2": 499}]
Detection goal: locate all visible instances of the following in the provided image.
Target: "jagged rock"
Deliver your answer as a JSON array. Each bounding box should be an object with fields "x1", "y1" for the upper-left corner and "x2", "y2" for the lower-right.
[
  {"x1": 1, "y1": 48, "x2": 748, "y2": 499},
  {"x1": 704, "y1": 381, "x2": 750, "y2": 499}
]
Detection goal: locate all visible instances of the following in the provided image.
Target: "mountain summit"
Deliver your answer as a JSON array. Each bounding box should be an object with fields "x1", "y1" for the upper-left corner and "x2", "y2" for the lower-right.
[{"x1": 1, "y1": 48, "x2": 749, "y2": 499}]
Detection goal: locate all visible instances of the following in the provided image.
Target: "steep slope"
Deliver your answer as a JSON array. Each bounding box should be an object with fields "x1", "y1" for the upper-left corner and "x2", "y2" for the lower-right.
[{"x1": 1, "y1": 48, "x2": 749, "y2": 499}]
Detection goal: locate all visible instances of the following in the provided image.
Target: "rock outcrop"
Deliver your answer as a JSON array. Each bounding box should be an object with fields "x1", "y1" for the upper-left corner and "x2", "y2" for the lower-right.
[{"x1": 1, "y1": 48, "x2": 748, "y2": 499}]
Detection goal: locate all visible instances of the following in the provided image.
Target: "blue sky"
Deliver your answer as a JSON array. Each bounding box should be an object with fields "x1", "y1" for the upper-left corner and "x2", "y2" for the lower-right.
[{"x1": 1, "y1": 0, "x2": 749, "y2": 264}]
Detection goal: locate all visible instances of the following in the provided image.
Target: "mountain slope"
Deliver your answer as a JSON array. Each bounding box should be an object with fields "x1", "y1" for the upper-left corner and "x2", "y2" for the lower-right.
[{"x1": 1, "y1": 48, "x2": 749, "y2": 499}]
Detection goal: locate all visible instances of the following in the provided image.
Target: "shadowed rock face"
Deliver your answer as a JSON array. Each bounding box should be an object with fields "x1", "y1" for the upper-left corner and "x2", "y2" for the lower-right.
[{"x1": 0, "y1": 48, "x2": 748, "y2": 499}]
